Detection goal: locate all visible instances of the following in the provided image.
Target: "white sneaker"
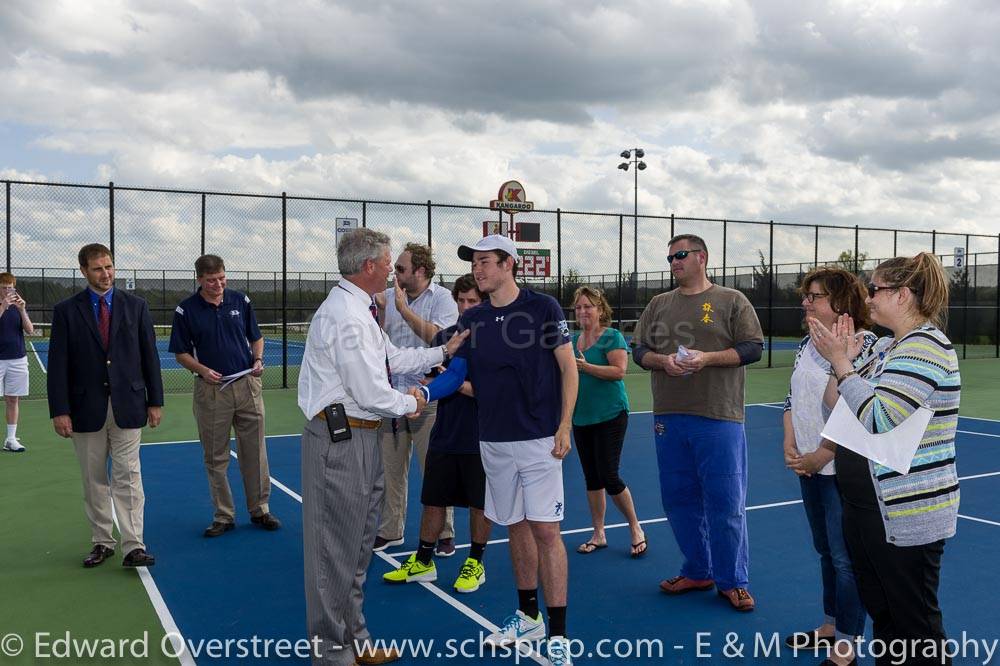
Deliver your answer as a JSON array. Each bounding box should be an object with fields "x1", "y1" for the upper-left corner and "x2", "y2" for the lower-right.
[
  {"x1": 483, "y1": 610, "x2": 545, "y2": 647},
  {"x1": 547, "y1": 636, "x2": 573, "y2": 665},
  {"x1": 3, "y1": 438, "x2": 25, "y2": 453}
]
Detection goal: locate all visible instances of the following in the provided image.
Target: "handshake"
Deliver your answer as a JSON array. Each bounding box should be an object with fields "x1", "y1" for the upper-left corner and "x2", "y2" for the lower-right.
[{"x1": 406, "y1": 386, "x2": 428, "y2": 418}]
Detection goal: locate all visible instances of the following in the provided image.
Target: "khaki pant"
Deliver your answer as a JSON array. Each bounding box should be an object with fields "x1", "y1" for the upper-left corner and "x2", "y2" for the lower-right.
[
  {"x1": 193, "y1": 375, "x2": 270, "y2": 523},
  {"x1": 377, "y1": 403, "x2": 454, "y2": 540},
  {"x1": 72, "y1": 399, "x2": 145, "y2": 554}
]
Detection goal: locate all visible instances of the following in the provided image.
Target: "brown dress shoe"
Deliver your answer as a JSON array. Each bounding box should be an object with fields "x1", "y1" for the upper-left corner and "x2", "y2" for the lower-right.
[
  {"x1": 83, "y1": 545, "x2": 114, "y2": 568},
  {"x1": 355, "y1": 646, "x2": 401, "y2": 664},
  {"x1": 204, "y1": 521, "x2": 235, "y2": 537},
  {"x1": 250, "y1": 513, "x2": 281, "y2": 531}
]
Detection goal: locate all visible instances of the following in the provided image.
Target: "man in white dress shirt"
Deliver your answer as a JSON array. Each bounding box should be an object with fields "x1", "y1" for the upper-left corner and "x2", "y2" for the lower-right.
[
  {"x1": 374, "y1": 243, "x2": 459, "y2": 553},
  {"x1": 297, "y1": 228, "x2": 466, "y2": 666}
]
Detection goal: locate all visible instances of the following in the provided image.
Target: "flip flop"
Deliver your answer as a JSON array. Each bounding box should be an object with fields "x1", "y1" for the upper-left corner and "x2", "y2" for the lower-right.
[
  {"x1": 630, "y1": 539, "x2": 648, "y2": 558},
  {"x1": 577, "y1": 541, "x2": 607, "y2": 554}
]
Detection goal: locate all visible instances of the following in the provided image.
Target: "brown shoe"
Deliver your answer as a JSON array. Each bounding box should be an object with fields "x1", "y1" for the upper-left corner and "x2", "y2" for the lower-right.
[
  {"x1": 83, "y1": 545, "x2": 114, "y2": 568},
  {"x1": 355, "y1": 646, "x2": 400, "y2": 664},
  {"x1": 659, "y1": 575, "x2": 714, "y2": 594},
  {"x1": 203, "y1": 521, "x2": 235, "y2": 537},
  {"x1": 122, "y1": 548, "x2": 156, "y2": 568},
  {"x1": 718, "y1": 587, "x2": 755, "y2": 611},
  {"x1": 251, "y1": 513, "x2": 282, "y2": 531}
]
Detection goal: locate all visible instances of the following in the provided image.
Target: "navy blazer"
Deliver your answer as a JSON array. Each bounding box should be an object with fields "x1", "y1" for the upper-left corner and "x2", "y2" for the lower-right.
[{"x1": 47, "y1": 289, "x2": 165, "y2": 432}]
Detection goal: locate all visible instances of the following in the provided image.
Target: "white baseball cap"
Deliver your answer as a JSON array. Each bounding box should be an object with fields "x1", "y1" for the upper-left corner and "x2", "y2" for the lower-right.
[{"x1": 457, "y1": 234, "x2": 519, "y2": 262}]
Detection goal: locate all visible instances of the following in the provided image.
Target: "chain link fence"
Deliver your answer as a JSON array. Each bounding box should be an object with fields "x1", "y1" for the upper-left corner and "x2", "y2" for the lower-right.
[{"x1": 4, "y1": 179, "x2": 998, "y2": 397}]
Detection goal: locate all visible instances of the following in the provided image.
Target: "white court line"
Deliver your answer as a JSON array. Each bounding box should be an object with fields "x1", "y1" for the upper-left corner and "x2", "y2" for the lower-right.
[
  {"x1": 226, "y1": 448, "x2": 548, "y2": 666},
  {"x1": 956, "y1": 470, "x2": 1000, "y2": 482},
  {"x1": 110, "y1": 506, "x2": 196, "y2": 666},
  {"x1": 390, "y1": 498, "x2": 806, "y2": 558},
  {"x1": 958, "y1": 430, "x2": 1000, "y2": 439},
  {"x1": 28, "y1": 341, "x2": 47, "y2": 374},
  {"x1": 958, "y1": 514, "x2": 1000, "y2": 528},
  {"x1": 141, "y1": 433, "x2": 302, "y2": 447}
]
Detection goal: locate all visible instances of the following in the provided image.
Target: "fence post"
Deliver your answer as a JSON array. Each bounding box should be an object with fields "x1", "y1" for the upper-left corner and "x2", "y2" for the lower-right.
[
  {"x1": 362, "y1": 201, "x2": 367, "y2": 228},
  {"x1": 282, "y1": 192, "x2": 288, "y2": 389},
  {"x1": 853, "y1": 224, "x2": 859, "y2": 273},
  {"x1": 5, "y1": 181, "x2": 10, "y2": 272},
  {"x1": 814, "y1": 225, "x2": 819, "y2": 267},
  {"x1": 995, "y1": 233, "x2": 999, "y2": 359},
  {"x1": 722, "y1": 220, "x2": 727, "y2": 287},
  {"x1": 426, "y1": 200, "x2": 432, "y2": 248},
  {"x1": 932, "y1": 229, "x2": 937, "y2": 255},
  {"x1": 960, "y1": 234, "x2": 969, "y2": 360},
  {"x1": 200, "y1": 193, "x2": 206, "y2": 255},
  {"x1": 768, "y1": 220, "x2": 774, "y2": 369},
  {"x1": 669, "y1": 214, "x2": 675, "y2": 291},
  {"x1": 109, "y1": 182, "x2": 115, "y2": 258},
  {"x1": 617, "y1": 214, "x2": 624, "y2": 329},
  {"x1": 556, "y1": 209, "x2": 562, "y2": 303},
  {"x1": 893, "y1": 229, "x2": 898, "y2": 257}
]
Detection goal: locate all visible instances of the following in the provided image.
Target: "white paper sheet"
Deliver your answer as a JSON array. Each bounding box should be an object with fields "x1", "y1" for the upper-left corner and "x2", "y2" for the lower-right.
[
  {"x1": 820, "y1": 397, "x2": 933, "y2": 475},
  {"x1": 219, "y1": 367, "x2": 254, "y2": 390}
]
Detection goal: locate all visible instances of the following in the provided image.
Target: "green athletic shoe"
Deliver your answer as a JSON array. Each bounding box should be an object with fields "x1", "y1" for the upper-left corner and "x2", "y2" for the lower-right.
[
  {"x1": 453, "y1": 557, "x2": 485, "y2": 593},
  {"x1": 383, "y1": 553, "x2": 437, "y2": 584}
]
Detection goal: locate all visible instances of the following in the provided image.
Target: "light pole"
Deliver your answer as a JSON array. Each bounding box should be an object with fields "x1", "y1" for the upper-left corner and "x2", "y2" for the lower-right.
[{"x1": 618, "y1": 148, "x2": 646, "y2": 279}]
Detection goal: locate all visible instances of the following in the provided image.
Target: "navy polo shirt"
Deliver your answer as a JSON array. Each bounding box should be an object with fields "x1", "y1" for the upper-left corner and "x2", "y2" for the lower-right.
[
  {"x1": 455, "y1": 288, "x2": 571, "y2": 442},
  {"x1": 0, "y1": 306, "x2": 26, "y2": 360},
  {"x1": 168, "y1": 289, "x2": 262, "y2": 376},
  {"x1": 428, "y1": 326, "x2": 479, "y2": 454}
]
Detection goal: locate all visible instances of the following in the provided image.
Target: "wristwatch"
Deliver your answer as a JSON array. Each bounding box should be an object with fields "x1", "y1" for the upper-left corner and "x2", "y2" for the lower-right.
[{"x1": 440, "y1": 345, "x2": 451, "y2": 361}]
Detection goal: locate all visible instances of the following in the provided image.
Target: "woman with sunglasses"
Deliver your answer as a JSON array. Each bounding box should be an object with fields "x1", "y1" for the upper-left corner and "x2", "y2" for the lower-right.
[
  {"x1": 570, "y1": 286, "x2": 646, "y2": 558},
  {"x1": 782, "y1": 267, "x2": 876, "y2": 666},
  {"x1": 809, "y1": 253, "x2": 960, "y2": 666}
]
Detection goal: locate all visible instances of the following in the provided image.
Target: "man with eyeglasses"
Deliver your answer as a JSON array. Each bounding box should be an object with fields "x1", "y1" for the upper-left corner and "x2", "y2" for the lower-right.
[
  {"x1": 632, "y1": 233, "x2": 764, "y2": 612},
  {"x1": 372, "y1": 243, "x2": 459, "y2": 553}
]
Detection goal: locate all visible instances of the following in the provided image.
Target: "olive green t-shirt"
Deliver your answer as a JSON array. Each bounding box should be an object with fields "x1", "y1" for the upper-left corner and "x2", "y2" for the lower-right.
[{"x1": 633, "y1": 284, "x2": 763, "y2": 422}]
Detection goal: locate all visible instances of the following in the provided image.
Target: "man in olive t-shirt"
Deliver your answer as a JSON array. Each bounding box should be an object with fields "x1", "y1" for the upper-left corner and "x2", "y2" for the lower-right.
[{"x1": 632, "y1": 234, "x2": 763, "y2": 612}]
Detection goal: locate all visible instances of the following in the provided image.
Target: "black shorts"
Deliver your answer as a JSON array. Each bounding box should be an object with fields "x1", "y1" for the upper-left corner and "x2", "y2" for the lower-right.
[{"x1": 421, "y1": 449, "x2": 487, "y2": 510}]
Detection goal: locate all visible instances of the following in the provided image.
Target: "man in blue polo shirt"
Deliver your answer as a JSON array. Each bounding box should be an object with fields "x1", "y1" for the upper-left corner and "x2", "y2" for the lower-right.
[
  {"x1": 416, "y1": 235, "x2": 578, "y2": 666},
  {"x1": 169, "y1": 254, "x2": 280, "y2": 537}
]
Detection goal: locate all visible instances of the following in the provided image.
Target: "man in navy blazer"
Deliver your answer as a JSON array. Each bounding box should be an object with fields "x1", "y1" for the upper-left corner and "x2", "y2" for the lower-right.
[{"x1": 47, "y1": 243, "x2": 164, "y2": 568}]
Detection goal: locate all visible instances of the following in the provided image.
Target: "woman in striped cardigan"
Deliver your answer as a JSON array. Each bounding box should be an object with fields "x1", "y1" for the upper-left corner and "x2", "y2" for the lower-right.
[{"x1": 809, "y1": 252, "x2": 960, "y2": 666}]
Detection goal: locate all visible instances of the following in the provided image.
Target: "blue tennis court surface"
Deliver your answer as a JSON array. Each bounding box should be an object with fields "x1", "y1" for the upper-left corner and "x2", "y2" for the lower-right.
[
  {"x1": 136, "y1": 407, "x2": 1000, "y2": 664},
  {"x1": 29, "y1": 337, "x2": 304, "y2": 371}
]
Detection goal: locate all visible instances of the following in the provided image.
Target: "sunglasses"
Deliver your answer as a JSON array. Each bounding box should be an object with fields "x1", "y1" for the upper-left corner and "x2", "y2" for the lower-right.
[
  {"x1": 667, "y1": 249, "x2": 702, "y2": 263},
  {"x1": 802, "y1": 292, "x2": 829, "y2": 303},
  {"x1": 867, "y1": 284, "x2": 899, "y2": 298}
]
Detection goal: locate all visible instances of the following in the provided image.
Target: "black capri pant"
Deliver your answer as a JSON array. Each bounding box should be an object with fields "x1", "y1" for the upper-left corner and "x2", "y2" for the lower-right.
[{"x1": 572, "y1": 410, "x2": 629, "y2": 496}]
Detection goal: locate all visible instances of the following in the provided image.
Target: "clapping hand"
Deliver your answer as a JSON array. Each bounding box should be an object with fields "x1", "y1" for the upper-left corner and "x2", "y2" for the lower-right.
[
  {"x1": 808, "y1": 313, "x2": 861, "y2": 364},
  {"x1": 659, "y1": 353, "x2": 688, "y2": 377},
  {"x1": 574, "y1": 345, "x2": 588, "y2": 372}
]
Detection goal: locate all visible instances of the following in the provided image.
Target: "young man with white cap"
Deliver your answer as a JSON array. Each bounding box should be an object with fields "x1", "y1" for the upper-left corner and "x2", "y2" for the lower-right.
[{"x1": 415, "y1": 234, "x2": 579, "y2": 666}]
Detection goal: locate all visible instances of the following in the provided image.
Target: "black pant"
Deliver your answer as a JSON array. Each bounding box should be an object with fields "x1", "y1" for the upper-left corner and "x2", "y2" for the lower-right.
[
  {"x1": 842, "y1": 502, "x2": 950, "y2": 665},
  {"x1": 572, "y1": 410, "x2": 628, "y2": 495}
]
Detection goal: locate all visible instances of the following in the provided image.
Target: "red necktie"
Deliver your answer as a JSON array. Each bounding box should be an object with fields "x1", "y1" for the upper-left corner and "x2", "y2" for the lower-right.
[{"x1": 98, "y1": 296, "x2": 110, "y2": 351}]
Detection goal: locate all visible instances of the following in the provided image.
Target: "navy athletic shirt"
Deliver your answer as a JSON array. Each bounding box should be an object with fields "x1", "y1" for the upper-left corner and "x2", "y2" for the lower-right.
[
  {"x1": 0, "y1": 306, "x2": 26, "y2": 360},
  {"x1": 169, "y1": 288, "x2": 262, "y2": 377},
  {"x1": 427, "y1": 325, "x2": 479, "y2": 454},
  {"x1": 428, "y1": 289, "x2": 570, "y2": 443}
]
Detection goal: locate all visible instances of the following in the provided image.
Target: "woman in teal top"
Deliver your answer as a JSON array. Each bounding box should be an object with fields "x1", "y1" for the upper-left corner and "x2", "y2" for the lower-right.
[{"x1": 571, "y1": 286, "x2": 646, "y2": 558}]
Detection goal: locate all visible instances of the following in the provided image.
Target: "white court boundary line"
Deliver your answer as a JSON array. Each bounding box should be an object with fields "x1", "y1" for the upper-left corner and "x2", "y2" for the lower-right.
[
  {"x1": 959, "y1": 514, "x2": 1000, "y2": 528},
  {"x1": 109, "y1": 507, "x2": 196, "y2": 666},
  {"x1": 227, "y1": 449, "x2": 549, "y2": 665},
  {"x1": 28, "y1": 341, "x2": 46, "y2": 374}
]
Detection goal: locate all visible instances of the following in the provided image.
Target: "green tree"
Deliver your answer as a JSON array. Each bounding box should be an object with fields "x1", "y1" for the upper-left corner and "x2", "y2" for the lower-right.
[{"x1": 834, "y1": 249, "x2": 870, "y2": 273}]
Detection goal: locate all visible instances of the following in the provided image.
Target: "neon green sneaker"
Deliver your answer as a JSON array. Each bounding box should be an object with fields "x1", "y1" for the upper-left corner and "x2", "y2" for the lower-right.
[
  {"x1": 383, "y1": 553, "x2": 437, "y2": 584},
  {"x1": 453, "y1": 557, "x2": 485, "y2": 593}
]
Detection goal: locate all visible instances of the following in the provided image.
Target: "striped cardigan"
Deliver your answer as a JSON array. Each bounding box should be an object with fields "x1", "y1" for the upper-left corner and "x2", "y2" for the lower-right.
[{"x1": 838, "y1": 324, "x2": 960, "y2": 546}]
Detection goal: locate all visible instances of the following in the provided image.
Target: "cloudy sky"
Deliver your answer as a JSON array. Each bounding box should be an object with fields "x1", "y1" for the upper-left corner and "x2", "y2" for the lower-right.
[{"x1": 2, "y1": 0, "x2": 999, "y2": 275}]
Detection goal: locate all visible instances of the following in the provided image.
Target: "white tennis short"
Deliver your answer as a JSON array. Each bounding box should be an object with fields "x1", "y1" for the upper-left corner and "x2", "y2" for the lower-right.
[
  {"x1": 479, "y1": 436, "x2": 565, "y2": 526},
  {"x1": 0, "y1": 356, "x2": 29, "y2": 397}
]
